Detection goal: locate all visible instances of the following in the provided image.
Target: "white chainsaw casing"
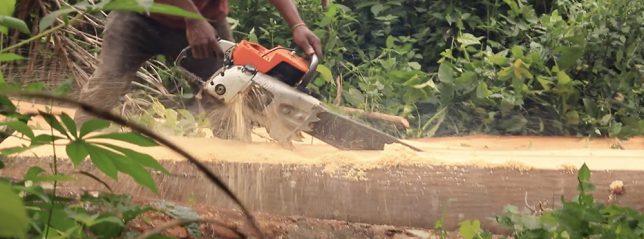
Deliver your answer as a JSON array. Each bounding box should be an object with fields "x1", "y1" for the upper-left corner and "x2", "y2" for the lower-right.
[{"x1": 203, "y1": 66, "x2": 255, "y2": 103}]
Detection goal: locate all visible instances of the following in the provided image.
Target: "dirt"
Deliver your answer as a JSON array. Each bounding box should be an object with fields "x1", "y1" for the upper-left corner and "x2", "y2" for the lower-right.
[{"x1": 120, "y1": 195, "x2": 451, "y2": 239}]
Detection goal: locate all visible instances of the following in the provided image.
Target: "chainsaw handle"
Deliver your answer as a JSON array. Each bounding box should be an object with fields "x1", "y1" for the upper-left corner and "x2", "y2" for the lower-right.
[{"x1": 297, "y1": 54, "x2": 319, "y2": 89}]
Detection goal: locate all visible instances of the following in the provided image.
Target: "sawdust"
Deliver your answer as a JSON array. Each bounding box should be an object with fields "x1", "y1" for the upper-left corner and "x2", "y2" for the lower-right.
[
  {"x1": 3, "y1": 100, "x2": 644, "y2": 181},
  {"x1": 206, "y1": 94, "x2": 253, "y2": 141}
]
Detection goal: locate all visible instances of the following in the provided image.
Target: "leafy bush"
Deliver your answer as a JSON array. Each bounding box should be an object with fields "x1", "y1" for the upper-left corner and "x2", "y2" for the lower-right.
[
  {"x1": 453, "y1": 163, "x2": 644, "y2": 239},
  {"x1": 228, "y1": 0, "x2": 643, "y2": 138}
]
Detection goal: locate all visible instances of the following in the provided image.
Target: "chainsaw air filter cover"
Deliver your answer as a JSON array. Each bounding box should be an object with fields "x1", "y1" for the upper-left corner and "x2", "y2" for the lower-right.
[{"x1": 232, "y1": 40, "x2": 309, "y2": 86}]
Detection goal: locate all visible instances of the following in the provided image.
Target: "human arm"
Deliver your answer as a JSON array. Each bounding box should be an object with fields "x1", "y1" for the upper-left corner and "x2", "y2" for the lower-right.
[
  {"x1": 153, "y1": 0, "x2": 224, "y2": 59},
  {"x1": 269, "y1": 0, "x2": 323, "y2": 58}
]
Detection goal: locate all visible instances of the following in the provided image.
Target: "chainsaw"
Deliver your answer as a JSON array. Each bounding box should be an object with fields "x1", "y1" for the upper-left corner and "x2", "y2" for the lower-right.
[{"x1": 176, "y1": 39, "x2": 421, "y2": 152}]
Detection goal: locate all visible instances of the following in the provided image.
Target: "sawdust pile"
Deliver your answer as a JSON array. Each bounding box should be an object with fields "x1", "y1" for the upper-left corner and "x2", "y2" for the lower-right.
[{"x1": 205, "y1": 94, "x2": 253, "y2": 142}]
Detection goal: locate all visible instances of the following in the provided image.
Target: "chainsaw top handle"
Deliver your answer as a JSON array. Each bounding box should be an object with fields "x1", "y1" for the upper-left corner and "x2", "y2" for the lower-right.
[
  {"x1": 173, "y1": 42, "x2": 319, "y2": 89},
  {"x1": 297, "y1": 54, "x2": 319, "y2": 89}
]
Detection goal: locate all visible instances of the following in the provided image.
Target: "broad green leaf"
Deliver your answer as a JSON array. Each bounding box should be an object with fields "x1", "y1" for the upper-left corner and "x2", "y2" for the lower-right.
[
  {"x1": 438, "y1": 63, "x2": 454, "y2": 83},
  {"x1": 0, "y1": 160, "x2": 4, "y2": 169},
  {"x1": 458, "y1": 220, "x2": 482, "y2": 239},
  {"x1": 0, "y1": 53, "x2": 25, "y2": 62},
  {"x1": 0, "y1": 146, "x2": 30, "y2": 155},
  {"x1": 565, "y1": 110, "x2": 580, "y2": 125},
  {"x1": 40, "y1": 112, "x2": 69, "y2": 138},
  {"x1": 476, "y1": 82, "x2": 491, "y2": 99},
  {"x1": 316, "y1": 64, "x2": 333, "y2": 83},
  {"x1": 39, "y1": 8, "x2": 76, "y2": 32},
  {"x1": 86, "y1": 145, "x2": 118, "y2": 180},
  {"x1": 88, "y1": 132, "x2": 158, "y2": 147},
  {"x1": 110, "y1": 151, "x2": 158, "y2": 193},
  {"x1": 0, "y1": 0, "x2": 16, "y2": 16},
  {"x1": 556, "y1": 46, "x2": 584, "y2": 70},
  {"x1": 31, "y1": 134, "x2": 63, "y2": 146},
  {"x1": 60, "y1": 113, "x2": 78, "y2": 138},
  {"x1": 100, "y1": 143, "x2": 169, "y2": 174},
  {"x1": 0, "y1": 16, "x2": 30, "y2": 34},
  {"x1": 79, "y1": 119, "x2": 110, "y2": 138},
  {"x1": 0, "y1": 182, "x2": 29, "y2": 239},
  {"x1": 0, "y1": 121, "x2": 33, "y2": 139},
  {"x1": 407, "y1": 62, "x2": 421, "y2": 70},
  {"x1": 457, "y1": 33, "x2": 483, "y2": 47},
  {"x1": 557, "y1": 71, "x2": 572, "y2": 85},
  {"x1": 66, "y1": 140, "x2": 89, "y2": 166},
  {"x1": 488, "y1": 51, "x2": 508, "y2": 65},
  {"x1": 385, "y1": 35, "x2": 395, "y2": 48},
  {"x1": 25, "y1": 167, "x2": 74, "y2": 182},
  {"x1": 370, "y1": 4, "x2": 385, "y2": 16}
]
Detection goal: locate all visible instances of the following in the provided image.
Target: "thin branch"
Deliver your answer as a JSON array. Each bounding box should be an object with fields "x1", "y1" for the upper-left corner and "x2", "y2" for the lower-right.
[{"x1": 73, "y1": 170, "x2": 113, "y2": 192}]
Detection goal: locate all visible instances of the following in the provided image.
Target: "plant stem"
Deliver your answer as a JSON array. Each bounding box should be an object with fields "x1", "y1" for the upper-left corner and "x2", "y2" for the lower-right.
[
  {"x1": 44, "y1": 99, "x2": 59, "y2": 239},
  {"x1": 0, "y1": 13, "x2": 84, "y2": 54}
]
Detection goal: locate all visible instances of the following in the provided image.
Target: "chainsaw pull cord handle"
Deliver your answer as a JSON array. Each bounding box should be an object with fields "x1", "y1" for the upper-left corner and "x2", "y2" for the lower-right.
[{"x1": 297, "y1": 54, "x2": 319, "y2": 90}]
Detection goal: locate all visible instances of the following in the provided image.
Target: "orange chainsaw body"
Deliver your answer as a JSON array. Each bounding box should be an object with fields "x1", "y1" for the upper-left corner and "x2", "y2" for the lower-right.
[{"x1": 232, "y1": 40, "x2": 309, "y2": 86}]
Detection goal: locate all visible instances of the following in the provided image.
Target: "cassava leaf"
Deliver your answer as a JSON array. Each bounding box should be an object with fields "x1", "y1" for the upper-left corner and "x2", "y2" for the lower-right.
[
  {"x1": 88, "y1": 132, "x2": 158, "y2": 147},
  {"x1": 60, "y1": 113, "x2": 78, "y2": 138},
  {"x1": 79, "y1": 119, "x2": 110, "y2": 138},
  {"x1": 40, "y1": 112, "x2": 69, "y2": 138},
  {"x1": 86, "y1": 144, "x2": 118, "y2": 180},
  {"x1": 99, "y1": 143, "x2": 169, "y2": 174},
  {"x1": 66, "y1": 140, "x2": 89, "y2": 166},
  {"x1": 0, "y1": 121, "x2": 33, "y2": 139}
]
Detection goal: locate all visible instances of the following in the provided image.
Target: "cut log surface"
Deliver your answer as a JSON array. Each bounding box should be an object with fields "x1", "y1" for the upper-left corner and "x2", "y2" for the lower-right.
[{"x1": 2, "y1": 101, "x2": 644, "y2": 233}]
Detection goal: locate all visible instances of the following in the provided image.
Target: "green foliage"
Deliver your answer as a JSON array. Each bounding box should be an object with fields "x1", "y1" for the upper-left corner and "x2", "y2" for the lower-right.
[
  {"x1": 0, "y1": 1, "x2": 196, "y2": 237},
  {"x1": 229, "y1": 0, "x2": 643, "y2": 138},
  {"x1": 492, "y1": 163, "x2": 644, "y2": 238}
]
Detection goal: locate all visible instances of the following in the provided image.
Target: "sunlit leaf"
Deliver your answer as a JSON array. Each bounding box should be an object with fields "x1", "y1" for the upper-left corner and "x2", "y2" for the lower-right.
[
  {"x1": 457, "y1": 33, "x2": 483, "y2": 48},
  {"x1": 316, "y1": 64, "x2": 333, "y2": 83},
  {"x1": 458, "y1": 220, "x2": 482, "y2": 239},
  {"x1": 0, "y1": 53, "x2": 25, "y2": 62}
]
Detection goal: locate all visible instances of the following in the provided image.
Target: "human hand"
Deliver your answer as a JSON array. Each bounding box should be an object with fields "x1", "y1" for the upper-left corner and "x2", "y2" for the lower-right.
[
  {"x1": 186, "y1": 19, "x2": 224, "y2": 59},
  {"x1": 292, "y1": 24, "x2": 323, "y2": 59}
]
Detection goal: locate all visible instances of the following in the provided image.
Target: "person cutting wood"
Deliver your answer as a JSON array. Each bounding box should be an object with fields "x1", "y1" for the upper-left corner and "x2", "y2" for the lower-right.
[{"x1": 73, "y1": 0, "x2": 323, "y2": 124}]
